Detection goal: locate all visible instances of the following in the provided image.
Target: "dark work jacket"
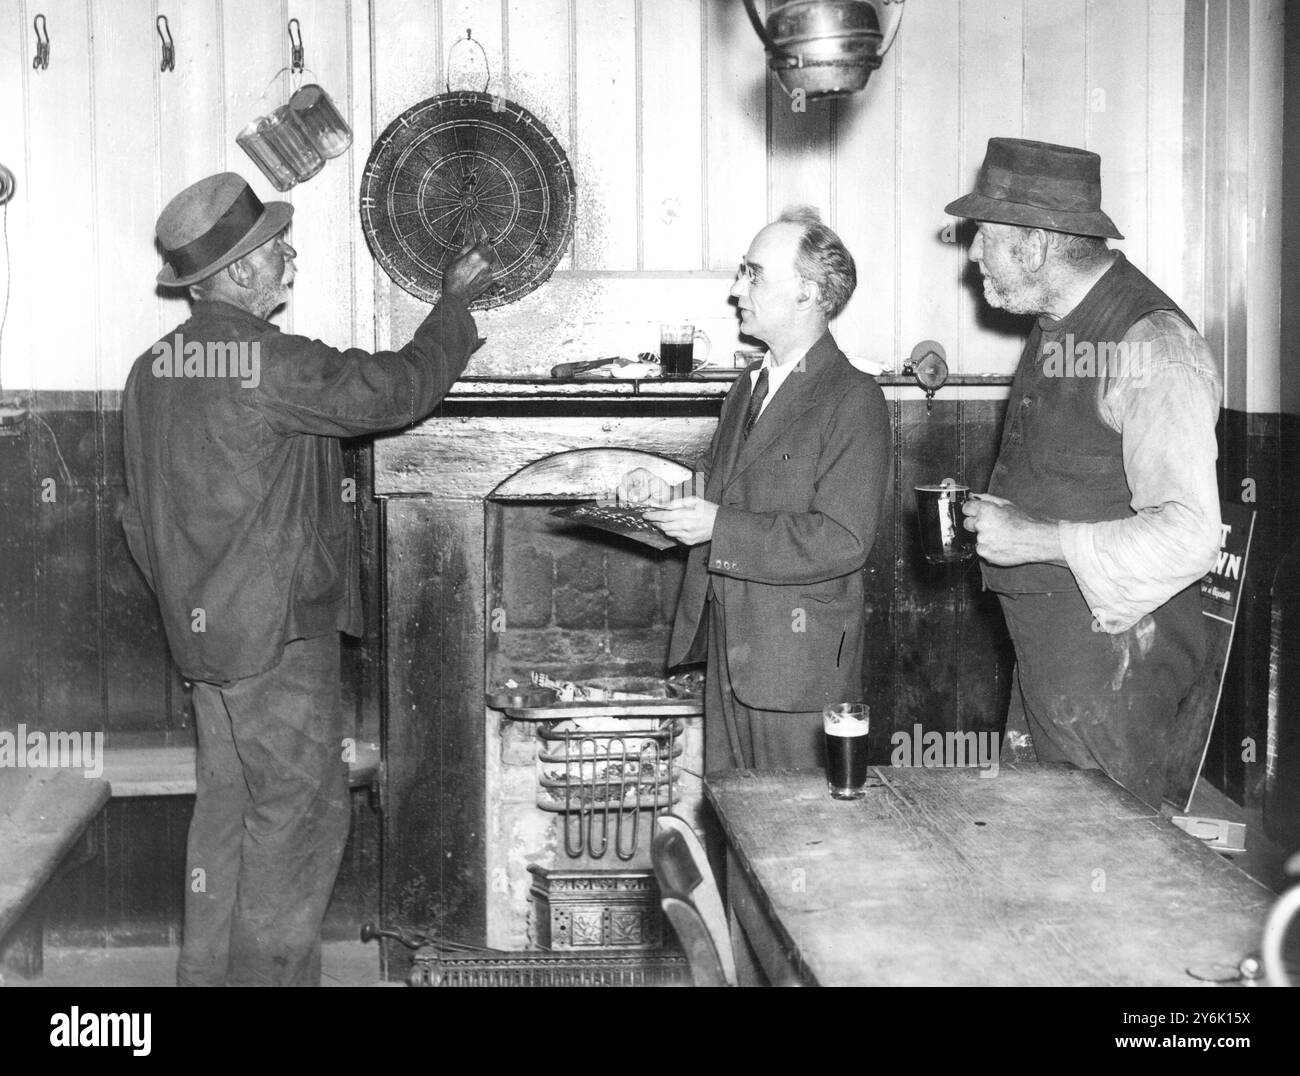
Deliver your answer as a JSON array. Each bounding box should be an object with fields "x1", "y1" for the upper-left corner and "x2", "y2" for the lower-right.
[
  {"x1": 121, "y1": 297, "x2": 477, "y2": 684},
  {"x1": 984, "y1": 253, "x2": 1192, "y2": 596},
  {"x1": 668, "y1": 331, "x2": 891, "y2": 711}
]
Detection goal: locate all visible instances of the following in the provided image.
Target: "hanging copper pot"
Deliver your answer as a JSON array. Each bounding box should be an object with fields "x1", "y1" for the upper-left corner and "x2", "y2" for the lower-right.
[{"x1": 742, "y1": 0, "x2": 899, "y2": 100}]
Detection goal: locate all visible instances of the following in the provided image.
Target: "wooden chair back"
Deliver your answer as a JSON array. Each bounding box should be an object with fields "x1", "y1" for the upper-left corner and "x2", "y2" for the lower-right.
[{"x1": 651, "y1": 814, "x2": 737, "y2": 986}]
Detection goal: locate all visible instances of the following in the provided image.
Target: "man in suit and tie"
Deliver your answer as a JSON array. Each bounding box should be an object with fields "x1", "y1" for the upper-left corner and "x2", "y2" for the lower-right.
[{"x1": 621, "y1": 207, "x2": 890, "y2": 770}]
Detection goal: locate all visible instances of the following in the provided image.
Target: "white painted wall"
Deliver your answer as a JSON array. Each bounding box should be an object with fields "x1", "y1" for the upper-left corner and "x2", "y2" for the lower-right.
[{"x1": 0, "y1": 0, "x2": 1275, "y2": 399}]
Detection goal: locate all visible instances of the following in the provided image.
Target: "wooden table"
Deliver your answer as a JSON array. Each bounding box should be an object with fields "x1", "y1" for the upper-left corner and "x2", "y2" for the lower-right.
[
  {"x1": 705, "y1": 765, "x2": 1276, "y2": 986},
  {"x1": 1, "y1": 767, "x2": 111, "y2": 975}
]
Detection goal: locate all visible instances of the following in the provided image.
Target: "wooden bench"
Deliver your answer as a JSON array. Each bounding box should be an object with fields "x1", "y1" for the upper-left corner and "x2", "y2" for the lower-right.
[
  {"x1": 99, "y1": 740, "x2": 381, "y2": 797},
  {"x1": 0, "y1": 768, "x2": 112, "y2": 978},
  {"x1": 0, "y1": 741, "x2": 381, "y2": 979}
]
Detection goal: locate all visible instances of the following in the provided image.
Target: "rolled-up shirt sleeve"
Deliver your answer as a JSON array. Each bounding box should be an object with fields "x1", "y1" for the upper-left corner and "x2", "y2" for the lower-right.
[{"x1": 1057, "y1": 311, "x2": 1223, "y2": 633}]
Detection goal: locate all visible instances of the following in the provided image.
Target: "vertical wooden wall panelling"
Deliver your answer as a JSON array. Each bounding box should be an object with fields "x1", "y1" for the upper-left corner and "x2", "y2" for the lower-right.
[
  {"x1": 0, "y1": 1, "x2": 35, "y2": 731},
  {"x1": 572, "y1": 0, "x2": 638, "y2": 269},
  {"x1": 441, "y1": 0, "x2": 503, "y2": 95},
  {"x1": 504, "y1": 0, "x2": 573, "y2": 272},
  {"x1": 25, "y1": 0, "x2": 100, "y2": 726},
  {"x1": 951, "y1": 0, "x2": 1027, "y2": 735},
  {"x1": 348, "y1": 0, "x2": 382, "y2": 748},
  {"x1": 23, "y1": 0, "x2": 95, "y2": 393},
  {"x1": 156, "y1": 0, "x2": 227, "y2": 338},
  {"x1": 91, "y1": 0, "x2": 171, "y2": 731},
  {"x1": 1181, "y1": 0, "x2": 1207, "y2": 335},
  {"x1": 91, "y1": 3, "x2": 158, "y2": 393},
  {"x1": 1200, "y1": 0, "x2": 1229, "y2": 407},
  {"x1": 1232, "y1": 0, "x2": 1283, "y2": 808},
  {"x1": 639, "y1": 0, "x2": 703, "y2": 271},
  {"x1": 1086, "y1": 0, "x2": 1152, "y2": 270},
  {"x1": 221, "y1": 0, "x2": 292, "y2": 321},
  {"x1": 830, "y1": 23, "x2": 898, "y2": 369},
  {"x1": 634, "y1": 0, "x2": 644, "y2": 271},
  {"x1": 369, "y1": 0, "x2": 444, "y2": 351},
  {"x1": 1023, "y1": 0, "x2": 1088, "y2": 147},
  {"x1": 1246, "y1": 0, "x2": 1284, "y2": 416},
  {"x1": 153, "y1": 0, "x2": 226, "y2": 732},
  {"x1": 702, "y1": 0, "x2": 765, "y2": 271},
  {"x1": 1224, "y1": 0, "x2": 1251, "y2": 416},
  {"x1": 288, "y1": 0, "x2": 358, "y2": 350},
  {"x1": 764, "y1": 0, "x2": 833, "y2": 226},
  {"x1": 889, "y1": 0, "x2": 967, "y2": 749},
  {"x1": 896, "y1": 0, "x2": 961, "y2": 383},
  {"x1": 1147, "y1": 0, "x2": 1188, "y2": 310},
  {"x1": 23, "y1": 0, "x2": 106, "y2": 941},
  {"x1": 349, "y1": 0, "x2": 376, "y2": 352},
  {"x1": 374, "y1": 0, "x2": 444, "y2": 132},
  {"x1": 956, "y1": 0, "x2": 1025, "y2": 379},
  {"x1": 0, "y1": 0, "x2": 31, "y2": 393}
]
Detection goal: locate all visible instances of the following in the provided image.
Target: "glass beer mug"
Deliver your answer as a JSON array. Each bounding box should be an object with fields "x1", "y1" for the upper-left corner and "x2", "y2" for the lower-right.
[
  {"x1": 288, "y1": 84, "x2": 353, "y2": 158},
  {"x1": 236, "y1": 82, "x2": 351, "y2": 191}
]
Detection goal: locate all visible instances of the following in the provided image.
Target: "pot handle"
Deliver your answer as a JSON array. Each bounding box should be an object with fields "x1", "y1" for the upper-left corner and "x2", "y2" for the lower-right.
[{"x1": 446, "y1": 28, "x2": 492, "y2": 94}]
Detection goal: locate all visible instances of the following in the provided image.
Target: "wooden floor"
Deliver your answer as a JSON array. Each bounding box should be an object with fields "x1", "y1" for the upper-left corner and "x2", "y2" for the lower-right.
[{"x1": 3, "y1": 940, "x2": 386, "y2": 988}]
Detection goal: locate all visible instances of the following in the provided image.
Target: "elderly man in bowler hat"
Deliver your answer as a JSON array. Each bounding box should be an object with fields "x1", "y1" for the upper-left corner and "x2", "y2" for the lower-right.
[
  {"x1": 122, "y1": 173, "x2": 492, "y2": 985},
  {"x1": 946, "y1": 138, "x2": 1222, "y2": 809}
]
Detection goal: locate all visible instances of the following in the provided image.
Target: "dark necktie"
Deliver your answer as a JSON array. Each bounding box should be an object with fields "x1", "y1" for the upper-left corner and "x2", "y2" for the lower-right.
[{"x1": 743, "y1": 367, "x2": 770, "y2": 440}]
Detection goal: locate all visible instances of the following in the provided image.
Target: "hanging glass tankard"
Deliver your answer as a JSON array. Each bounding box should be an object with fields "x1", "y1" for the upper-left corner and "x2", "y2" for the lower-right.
[
  {"x1": 236, "y1": 81, "x2": 352, "y2": 192},
  {"x1": 288, "y1": 84, "x2": 352, "y2": 159}
]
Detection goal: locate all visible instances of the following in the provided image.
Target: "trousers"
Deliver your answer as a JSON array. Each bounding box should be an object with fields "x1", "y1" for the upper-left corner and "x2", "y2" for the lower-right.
[
  {"x1": 997, "y1": 586, "x2": 1205, "y2": 809},
  {"x1": 705, "y1": 596, "x2": 826, "y2": 772},
  {"x1": 179, "y1": 633, "x2": 351, "y2": 986}
]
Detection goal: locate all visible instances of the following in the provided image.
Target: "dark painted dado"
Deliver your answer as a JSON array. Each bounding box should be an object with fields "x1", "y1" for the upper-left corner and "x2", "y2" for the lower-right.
[
  {"x1": 3, "y1": 387, "x2": 1291, "y2": 952},
  {"x1": 1205, "y1": 409, "x2": 1300, "y2": 805},
  {"x1": 0, "y1": 396, "x2": 378, "y2": 947}
]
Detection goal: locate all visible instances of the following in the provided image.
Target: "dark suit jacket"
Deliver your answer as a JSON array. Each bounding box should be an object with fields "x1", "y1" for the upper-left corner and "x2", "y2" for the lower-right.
[
  {"x1": 668, "y1": 330, "x2": 891, "y2": 711},
  {"x1": 122, "y1": 297, "x2": 476, "y2": 684}
]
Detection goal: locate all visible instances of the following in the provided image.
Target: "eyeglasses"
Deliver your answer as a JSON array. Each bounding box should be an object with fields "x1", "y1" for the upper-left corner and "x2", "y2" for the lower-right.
[{"x1": 734, "y1": 261, "x2": 801, "y2": 288}]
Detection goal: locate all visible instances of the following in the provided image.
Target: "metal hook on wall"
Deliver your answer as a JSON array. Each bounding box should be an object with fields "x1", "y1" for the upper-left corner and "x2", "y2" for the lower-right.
[
  {"x1": 157, "y1": 15, "x2": 175, "y2": 73},
  {"x1": 288, "y1": 18, "x2": 305, "y2": 74},
  {"x1": 445, "y1": 28, "x2": 491, "y2": 94},
  {"x1": 32, "y1": 14, "x2": 50, "y2": 71}
]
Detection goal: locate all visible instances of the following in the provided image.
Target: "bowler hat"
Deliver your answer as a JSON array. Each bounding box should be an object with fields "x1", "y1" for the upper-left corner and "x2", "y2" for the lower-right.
[
  {"x1": 944, "y1": 138, "x2": 1123, "y2": 240},
  {"x1": 156, "y1": 173, "x2": 293, "y2": 287}
]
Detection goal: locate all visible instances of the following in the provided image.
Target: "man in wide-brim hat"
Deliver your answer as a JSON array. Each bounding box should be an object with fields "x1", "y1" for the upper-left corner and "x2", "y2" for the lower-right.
[
  {"x1": 122, "y1": 173, "x2": 493, "y2": 986},
  {"x1": 947, "y1": 138, "x2": 1222, "y2": 810}
]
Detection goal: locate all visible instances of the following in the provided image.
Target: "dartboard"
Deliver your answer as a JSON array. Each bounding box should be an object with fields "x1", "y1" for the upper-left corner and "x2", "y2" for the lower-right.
[{"x1": 360, "y1": 92, "x2": 575, "y2": 310}]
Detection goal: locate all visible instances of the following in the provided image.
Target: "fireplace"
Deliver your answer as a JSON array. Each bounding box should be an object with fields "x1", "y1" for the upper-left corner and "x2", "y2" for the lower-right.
[
  {"x1": 483, "y1": 449, "x2": 707, "y2": 950},
  {"x1": 372, "y1": 381, "x2": 725, "y2": 977}
]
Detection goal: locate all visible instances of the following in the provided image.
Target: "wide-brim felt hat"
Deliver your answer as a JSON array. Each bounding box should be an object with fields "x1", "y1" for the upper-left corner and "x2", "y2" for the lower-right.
[
  {"x1": 156, "y1": 172, "x2": 293, "y2": 287},
  {"x1": 945, "y1": 137, "x2": 1123, "y2": 240}
]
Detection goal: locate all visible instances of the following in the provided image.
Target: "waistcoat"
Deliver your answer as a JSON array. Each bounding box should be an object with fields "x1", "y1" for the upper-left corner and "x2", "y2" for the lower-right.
[{"x1": 983, "y1": 252, "x2": 1191, "y2": 594}]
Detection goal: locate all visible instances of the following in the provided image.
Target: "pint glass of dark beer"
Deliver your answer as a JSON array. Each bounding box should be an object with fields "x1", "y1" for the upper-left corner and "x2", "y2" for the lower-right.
[{"x1": 823, "y1": 703, "x2": 870, "y2": 800}]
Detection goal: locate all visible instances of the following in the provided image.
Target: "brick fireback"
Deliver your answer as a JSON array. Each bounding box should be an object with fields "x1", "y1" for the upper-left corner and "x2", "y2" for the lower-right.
[{"x1": 487, "y1": 503, "x2": 688, "y2": 688}]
